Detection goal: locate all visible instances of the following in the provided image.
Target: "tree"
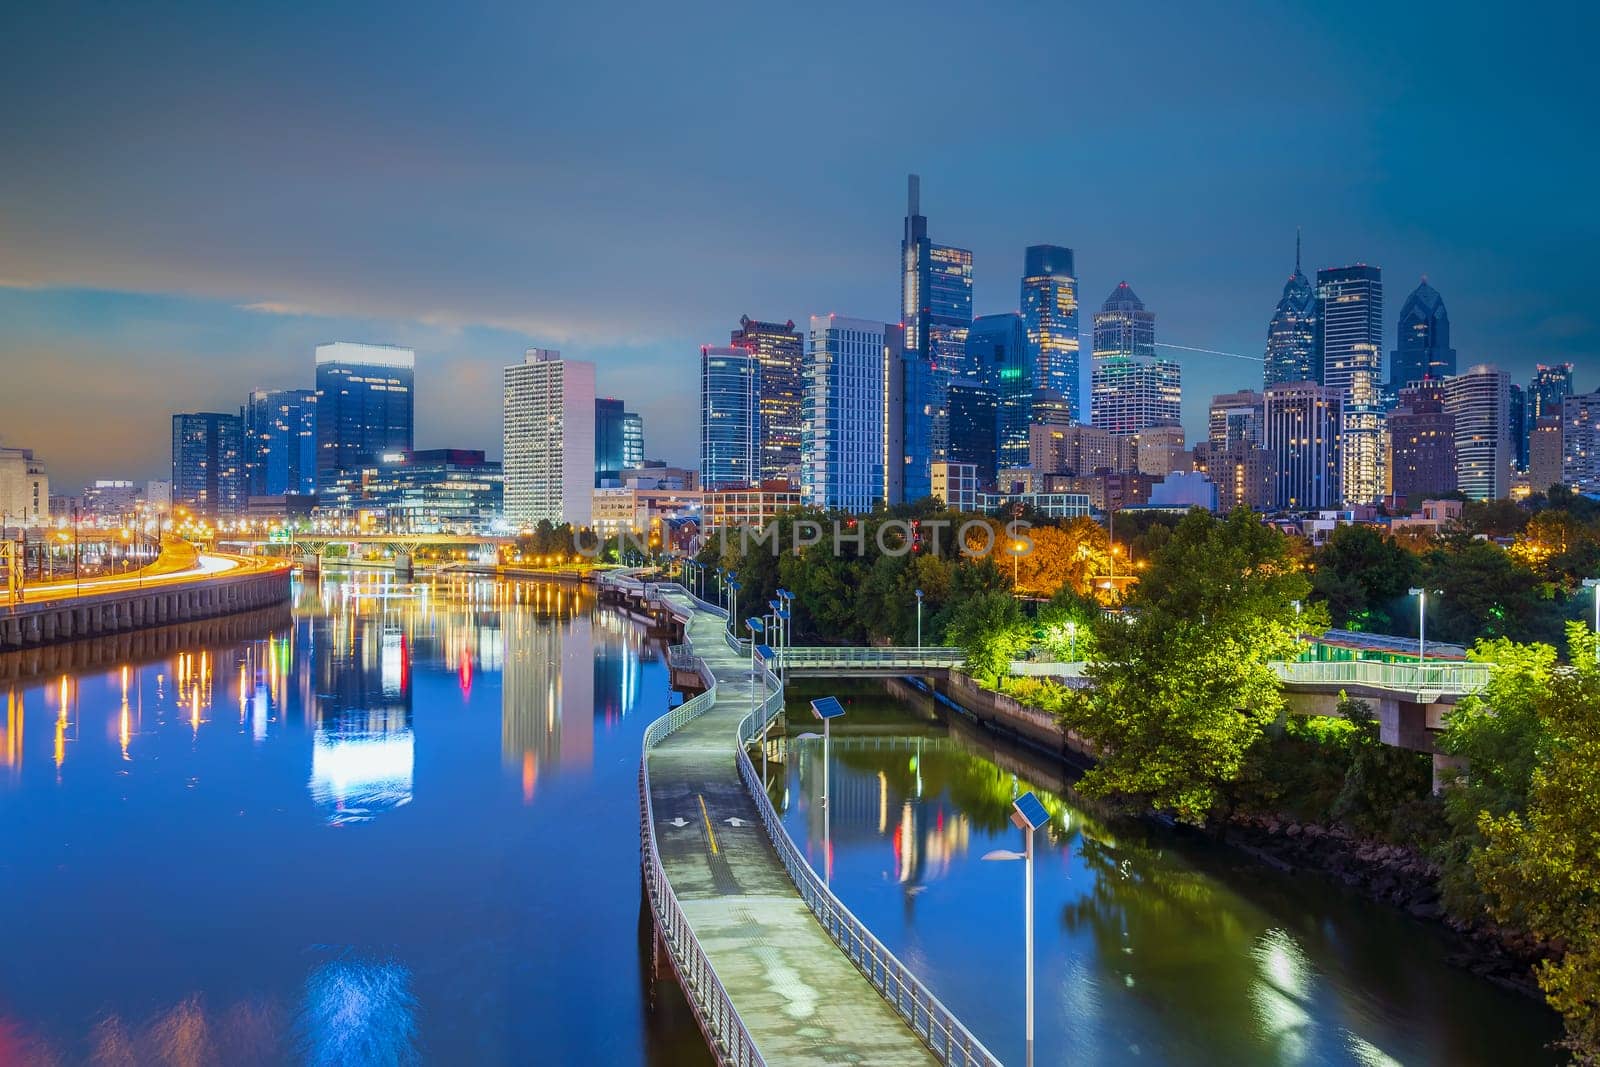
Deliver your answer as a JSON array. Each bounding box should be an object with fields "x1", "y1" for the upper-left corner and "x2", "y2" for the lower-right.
[
  {"x1": 1422, "y1": 540, "x2": 1561, "y2": 646},
  {"x1": 1310, "y1": 524, "x2": 1420, "y2": 630},
  {"x1": 1013, "y1": 518, "x2": 1109, "y2": 598},
  {"x1": 944, "y1": 589, "x2": 1030, "y2": 685},
  {"x1": 1068, "y1": 508, "x2": 1313, "y2": 823}
]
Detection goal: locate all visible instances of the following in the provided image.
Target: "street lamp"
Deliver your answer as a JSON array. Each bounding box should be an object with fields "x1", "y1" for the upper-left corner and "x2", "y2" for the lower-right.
[
  {"x1": 1065, "y1": 620, "x2": 1076, "y2": 661},
  {"x1": 1584, "y1": 578, "x2": 1600, "y2": 663},
  {"x1": 1011, "y1": 541, "x2": 1024, "y2": 589},
  {"x1": 915, "y1": 588, "x2": 924, "y2": 649},
  {"x1": 727, "y1": 577, "x2": 741, "y2": 640},
  {"x1": 807, "y1": 695, "x2": 846, "y2": 888},
  {"x1": 983, "y1": 789, "x2": 1050, "y2": 1067},
  {"x1": 1408, "y1": 587, "x2": 1441, "y2": 664}
]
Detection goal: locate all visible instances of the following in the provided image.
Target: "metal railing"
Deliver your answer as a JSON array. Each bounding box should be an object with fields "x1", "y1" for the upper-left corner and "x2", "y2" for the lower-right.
[
  {"x1": 776, "y1": 646, "x2": 965, "y2": 669},
  {"x1": 640, "y1": 673, "x2": 766, "y2": 1067},
  {"x1": 1274, "y1": 658, "x2": 1491, "y2": 696},
  {"x1": 733, "y1": 679, "x2": 1002, "y2": 1067}
]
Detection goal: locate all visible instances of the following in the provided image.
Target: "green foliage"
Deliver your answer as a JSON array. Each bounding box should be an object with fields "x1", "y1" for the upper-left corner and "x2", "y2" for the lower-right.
[
  {"x1": 1068, "y1": 508, "x2": 1312, "y2": 824},
  {"x1": 1421, "y1": 540, "x2": 1563, "y2": 646},
  {"x1": 1310, "y1": 524, "x2": 1420, "y2": 631},
  {"x1": 944, "y1": 589, "x2": 1030, "y2": 685}
]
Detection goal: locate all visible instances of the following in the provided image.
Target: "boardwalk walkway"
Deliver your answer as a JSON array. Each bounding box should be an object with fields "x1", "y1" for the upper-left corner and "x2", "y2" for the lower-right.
[{"x1": 646, "y1": 587, "x2": 942, "y2": 1066}]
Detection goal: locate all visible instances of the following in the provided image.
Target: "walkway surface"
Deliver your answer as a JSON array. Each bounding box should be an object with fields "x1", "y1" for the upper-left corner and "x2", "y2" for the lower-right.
[{"x1": 647, "y1": 588, "x2": 938, "y2": 1066}]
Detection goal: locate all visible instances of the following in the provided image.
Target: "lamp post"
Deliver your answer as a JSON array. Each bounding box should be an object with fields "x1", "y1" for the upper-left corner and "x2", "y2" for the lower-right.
[
  {"x1": 1011, "y1": 541, "x2": 1023, "y2": 589},
  {"x1": 1408, "y1": 587, "x2": 1441, "y2": 664},
  {"x1": 1584, "y1": 578, "x2": 1600, "y2": 663},
  {"x1": 807, "y1": 696, "x2": 846, "y2": 888},
  {"x1": 915, "y1": 588, "x2": 924, "y2": 649},
  {"x1": 983, "y1": 790, "x2": 1050, "y2": 1067},
  {"x1": 728, "y1": 578, "x2": 741, "y2": 640},
  {"x1": 1065, "y1": 620, "x2": 1076, "y2": 661}
]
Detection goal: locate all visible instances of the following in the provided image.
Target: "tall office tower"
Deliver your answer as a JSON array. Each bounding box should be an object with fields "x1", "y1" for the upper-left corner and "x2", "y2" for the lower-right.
[
  {"x1": 967, "y1": 313, "x2": 1029, "y2": 471},
  {"x1": 1020, "y1": 245, "x2": 1081, "y2": 422},
  {"x1": 730, "y1": 316, "x2": 802, "y2": 485},
  {"x1": 901, "y1": 175, "x2": 973, "y2": 469},
  {"x1": 1388, "y1": 277, "x2": 1456, "y2": 398},
  {"x1": 1530, "y1": 363, "x2": 1575, "y2": 424},
  {"x1": 595, "y1": 398, "x2": 626, "y2": 485},
  {"x1": 1444, "y1": 365, "x2": 1512, "y2": 501},
  {"x1": 1341, "y1": 408, "x2": 1385, "y2": 505},
  {"x1": 699, "y1": 346, "x2": 762, "y2": 491},
  {"x1": 802, "y1": 316, "x2": 891, "y2": 511},
  {"x1": 244, "y1": 388, "x2": 317, "y2": 497},
  {"x1": 1529, "y1": 416, "x2": 1564, "y2": 494},
  {"x1": 621, "y1": 411, "x2": 645, "y2": 470},
  {"x1": 171, "y1": 412, "x2": 245, "y2": 516},
  {"x1": 503, "y1": 348, "x2": 597, "y2": 526},
  {"x1": 1509, "y1": 384, "x2": 1528, "y2": 471},
  {"x1": 1561, "y1": 392, "x2": 1600, "y2": 494},
  {"x1": 1264, "y1": 381, "x2": 1342, "y2": 510},
  {"x1": 883, "y1": 324, "x2": 910, "y2": 506},
  {"x1": 1317, "y1": 265, "x2": 1384, "y2": 407},
  {"x1": 313, "y1": 342, "x2": 415, "y2": 493},
  {"x1": 1263, "y1": 233, "x2": 1319, "y2": 387},
  {"x1": 946, "y1": 383, "x2": 998, "y2": 487},
  {"x1": 1388, "y1": 381, "x2": 1457, "y2": 507},
  {"x1": 1091, "y1": 283, "x2": 1179, "y2": 435},
  {"x1": 1209, "y1": 390, "x2": 1265, "y2": 449}
]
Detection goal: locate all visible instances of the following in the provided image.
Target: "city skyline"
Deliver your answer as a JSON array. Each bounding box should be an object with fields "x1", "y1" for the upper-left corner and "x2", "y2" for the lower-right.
[{"x1": 4, "y1": 3, "x2": 1597, "y2": 491}]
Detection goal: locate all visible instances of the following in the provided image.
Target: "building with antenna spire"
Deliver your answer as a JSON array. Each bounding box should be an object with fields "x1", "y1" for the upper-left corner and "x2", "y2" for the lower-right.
[{"x1": 1264, "y1": 231, "x2": 1319, "y2": 388}]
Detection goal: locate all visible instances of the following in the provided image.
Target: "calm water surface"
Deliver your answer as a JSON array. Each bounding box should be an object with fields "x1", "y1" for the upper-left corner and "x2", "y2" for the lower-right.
[
  {"x1": 0, "y1": 574, "x2": 708, "y2": 1066},
  {"x1": 771, "y1": 681, "x2": 1561, "y2": 1067},
  {"x1": 1, "y1": 577, "x2": 1561, "y2": 1065}
]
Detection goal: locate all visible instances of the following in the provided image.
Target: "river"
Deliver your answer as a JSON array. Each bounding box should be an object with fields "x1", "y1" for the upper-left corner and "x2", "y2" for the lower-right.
[{"x1": 0, "y1": 575, "x2": 1560, "y2": 1065}]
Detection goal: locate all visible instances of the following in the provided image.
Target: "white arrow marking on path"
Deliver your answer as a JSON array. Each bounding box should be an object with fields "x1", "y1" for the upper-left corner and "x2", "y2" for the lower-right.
[
  {"x1": 666, "y1": 817, "x2": 690, "y2": 828},
  {"x1": 725, "y1": 817, "x2": 748, "y2": 827}
]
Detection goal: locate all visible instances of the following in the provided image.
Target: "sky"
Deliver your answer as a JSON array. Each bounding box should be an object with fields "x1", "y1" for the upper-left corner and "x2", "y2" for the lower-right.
[{"x1": 3, "y1": 0, "x2": 1597, "y2": 492}]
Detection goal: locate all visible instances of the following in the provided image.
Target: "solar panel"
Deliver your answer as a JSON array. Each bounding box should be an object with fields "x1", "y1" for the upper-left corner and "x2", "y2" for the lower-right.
[
  {"x1": 809, "y1": 696, "x2": 847, "y2": 721},
  {"x1": 755, "y1": 644, "x2": 775, "y2": 661},
  {"x1": 1012, "y1": 791, "x2": 1049, "y2": 831},
  {"x1": 746, "y1": 616, "x2": 764, "y2": 632}
]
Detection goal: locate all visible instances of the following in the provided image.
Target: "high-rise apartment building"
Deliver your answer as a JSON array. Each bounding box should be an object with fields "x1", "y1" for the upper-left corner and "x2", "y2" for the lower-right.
[
  {"x1": 1561, "y1": 392, "x2": 1600, "y2": 494},
  {"x1": 1388, "y1": 278, "x2": 1456, "y2": 398},
  {"x1": 1317, "y1": 265, "x2": 1384, "y2": 408},
  {"x1": 1444, "y1": 365, "x2": 1512, "y2": 501},
  {"x1": 1264, "y1": 381, "x2": 1341, "y2": 510},
  {"x1": 901, "y1": 175, "x2": 973, "y2": 475},
  {"x1": 802, "y1": 316, "x2": 891, "y2": 512},
  {"x1": 1263, "y1": 234, "x2": 1319, "y2": 387},
  {"x1": 1529, "y1": 416, "x2": 1564, "y2": 494},
  {"x1": 1091, "y1": 283, "x2": 1179, "y2": 435},
  {"x1": 622, "y1": 411, "x2": 645, "y2": 471},
  {"x1": 1193, "y1": 441, "x2": 1274, "y2": 512},
  {"x1": 1020, "y1": 245, "x2": 1082, "y2": 423},
  {"x1": 1530, "y1": 363, "x2": 1574, "y2": 467},
  {"x1": 700, "y1": 346, "x2": 762, "y2": 491},
  {"x1": 1209, "y1": 390, "x2": 1265, "y2": 449},
  {"x1": 244, "y1": 388, "x2": 317, "y2": 498},
  {"x1": 314, "y1": 342, "x2": 415, "y2": 494},
  {"x1": 1388, "y1": 381, "x2": 1457, "y2": 507},
  {"x1": 967, "y1": 313, "x2": 1030, "y2": 472},
  {"x1": 503, "y1": 348, "x2": 597, "y2": 526},
  {"x1": 172, "y1": 412, "x2": 245, "y2": 516},
  {"x1": 730, "y1": 316, "x2": 802, "y2": 486},
  {"x1": 1029, "y1": 423, "x2": 1123, "y2": 477}
]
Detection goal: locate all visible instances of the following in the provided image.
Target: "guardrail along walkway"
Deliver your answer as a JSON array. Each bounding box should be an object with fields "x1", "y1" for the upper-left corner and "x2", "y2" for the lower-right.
[{"x1": 646, "y1": 588, "x2": 942, "y2": 1066}]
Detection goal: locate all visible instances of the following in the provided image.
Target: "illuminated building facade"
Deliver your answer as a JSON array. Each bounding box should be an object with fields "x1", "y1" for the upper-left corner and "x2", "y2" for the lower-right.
[
  {"x1": 1020, "y1": 245, "x2": 1081, "y2": 422},
  {"x1": 901, "y1": 175, "x2": 973, "y2": 487},
  {"x1": 967, "y1": 313, "x2": 1030, "y2": 472},
  {"x1": 1209, "y1": 390, "x2": 1265, "y2": 449},
  {"x1": 1561, "y1": 391, "x2": 1600, "y2": 494},
  {"x1": 802, "y1": 315, "x2": 890, "y2": 511},
  {"x1": 699, "y1": 346, "x2": 762, "y2": 491},
  {"x1": 1387, "y1": 381, "x2": 1457, "y2": 508},
  {"x1": 503, "y1": 348, "x2": 597, "y2": 526},
  {"x1": 172, "y1": 411, "x2": 245, "y2": 516},
  {"x1": 245, "y1": 388, "x2": 318, "y2": 498},
  {"x1": 946, "y1": 384, "x2": 998, "y2": 487},
  {"x1": 1264, "y1": 381, "x2": 1341, "y2": 510},
  {"x1": 730, "y1": 316, "x2": 801, "y2": 486},
  {"x1": 0, "y1": 446, "x2": 50, "y2": 525},
  {"x1": 1091, "y1": 283, "x2": 1179, "y2": 435},
  {"x1": 1388, "y1": 278, "x2": 1456, "y2": 400},
  {"x1": 1193, "y1": 441, "x2": 1274, "y2": 512},
  {"x1": 313, "y1": 342, "x2": 415, "y2": 494},
  {"x1": 330, "y1": 448, "x2": 503, "y2": 532},
  {"x1": 1263, "y1": 235, "x2": 1319, "y2": 387},
  {"x1": 1444, "y1": 365, "x2": 1512, "y2": 501},
  {"x1": 1529, "y1": 416, "x2": 1564, "y2": 493}
]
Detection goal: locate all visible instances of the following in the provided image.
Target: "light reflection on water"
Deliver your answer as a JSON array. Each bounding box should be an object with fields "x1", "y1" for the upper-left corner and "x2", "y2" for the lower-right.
[{"x1": 0, "y1": 572, "x2": 711, "y2": 1066}]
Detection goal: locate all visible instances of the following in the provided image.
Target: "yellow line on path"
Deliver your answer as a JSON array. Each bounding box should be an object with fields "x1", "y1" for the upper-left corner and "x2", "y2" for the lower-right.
[{"x1": 697, "y1": 793, "x2": 719, "y2": 855}]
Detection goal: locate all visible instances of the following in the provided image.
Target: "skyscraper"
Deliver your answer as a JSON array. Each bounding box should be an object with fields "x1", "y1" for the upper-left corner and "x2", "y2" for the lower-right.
[
  {"x1": 730, "y1": 316, "x2": 802, "y2": 486},
  {"x1": 595, "y1": 398, "x2": 626, "y2": 485},
  {"x1": 245, "y1": 388, "x2": 317, "y2": 497},
  {"x1": 1317, "y1": 265, "x2": 1384, "y2": 504},
  {"x1": 1389, "y1": 277, "x2": 1456, "y2": 397},
  {"x1": 172, "y1": 411, "x2": 245, "y2": 516},
  {"x1": 503, "y1": 348, "x2": 597, "y2": 526},
  {"x1": 1530, "y1": 363, "x2": 1575, "y2": 424},
  {"x1": 967, "y1": 312, "x2": 1030, "y2": 472},
  {"x1": 1509, "y1": 384, "x2": 1527, "y2": 471},
  {"x1": 700, "y1": 345, "x2": 762, "y2": 491},
  {"x1": 1264, "y1": 381, "x2": 1341, "y2": 510},
  {"x1": 1020, "y1": 245, "x2": 1081, "y2": 422},
  {"x1": 802, "y1": 315, "x2": 890, "y2": 512},
  {"x1": 1562, "y1": 392, "x2": 1600, "y2": 494},
  {"x1": 946, "y1": 383, "x2": 998, "y2": 487},
  {"x1": 1209, "y1": 390, "x2": 1265, "y2": 449},
  {"x1": 621, "y1": 411, "x2": 645, "y2": 471},
  {"x1": 1263, "y1": 233, "x2": 1319, "y2": 388},
  {"x1": 1091, "y1": 283, "x2": 1179, "y2": 435},
  {"x1": 1444, "y1": 365, "x2": 1512, "y2": 501},
  {"x1": 901, "y1": 175, "x2": 973, "y2": 478},
  {"x1": 314, "y1": 342, "x2": 415, "y2": 494},
  {"x1": 1388, "y1": 381, "x2": 1457, "y2": 507}
]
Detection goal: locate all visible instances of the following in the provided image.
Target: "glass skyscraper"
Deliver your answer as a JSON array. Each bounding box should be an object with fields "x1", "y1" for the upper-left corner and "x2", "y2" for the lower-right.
[
  {"x1": 1091, "y1": 282, "x2": 1179, "y2": 435},
  {"x1": 946, "y1": 383, "x2": 998, "y2": 487},
  {"x1": 1264, "y1": 381, "x2": 1342, "y2": 510},
  {"x1": 1389, "y1": 277, "x2": 1456, "y2": 397},
  {"x1": 595, "y1": 398, "x2": 626, "y2": 485},
  {"x1": 1317, "y1": 265, "x2": 1384, "y2": 504},
  {"x1": 802, "y1": 315, "x2": 889, "y2": 512},
  {"x1": 622, "y1": 411, "x2": 644, "y2": 471},
  {"x1": 1263, "y1": 235, "x2": 1319, "y2": 387},
  {"x1": 900, "y1": 175, "x2": 973, "y2": 483},
  {"x1": 1020, "y1": 245, "x2": 1081, "y2": 422},
  {"x1": 699, "y1": 346, "x2": 762, "y2": 491},
  {"x1": 730, "y1": 316, "x2": 802, "y2": 487},
  {"x1": 245, "y1": 388, "x2": 317, "y2": 497},
  {"x1": 314, "y1": 342, "x2": 415, "y2": 494},
  {"x1": 172, "y1": 411, "x2": 245, "y2": 516},
  {"x1": 967, "y1": 312, "x2": 1030, "y2": 472}
]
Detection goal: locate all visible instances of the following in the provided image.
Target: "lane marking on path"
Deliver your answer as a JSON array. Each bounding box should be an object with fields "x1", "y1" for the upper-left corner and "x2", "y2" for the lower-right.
[{"x1": 697, "y1": 793, "x2": 719, "y2": 855}]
